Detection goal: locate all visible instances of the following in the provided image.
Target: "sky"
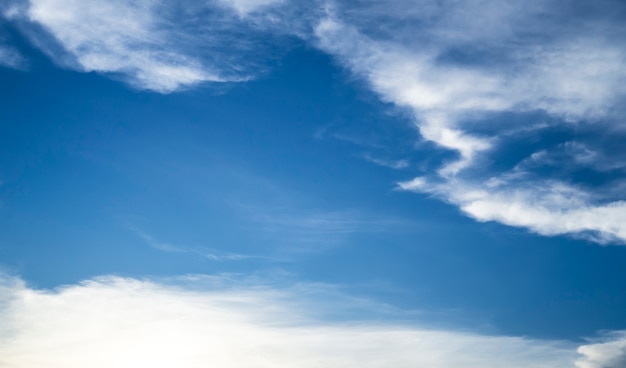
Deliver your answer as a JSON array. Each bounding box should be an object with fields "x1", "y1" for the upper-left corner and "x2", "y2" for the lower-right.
[{"x1": 1, "y1": 0, "x2": 626, "y2": 367}]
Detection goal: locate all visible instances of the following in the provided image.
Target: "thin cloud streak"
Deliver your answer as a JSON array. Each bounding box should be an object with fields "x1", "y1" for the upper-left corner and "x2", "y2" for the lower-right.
[
  {"x1": 129, "y1": 226, "x2": 265, "y2": 262},
  {"x1": 2, "y1": 273, "x2": 613, "y2": 368}
]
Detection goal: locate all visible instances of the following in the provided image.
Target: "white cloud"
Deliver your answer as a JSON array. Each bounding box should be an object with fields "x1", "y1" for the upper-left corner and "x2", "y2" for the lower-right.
[
  {"x1": 0, "y1": 274, "x2": 587, "y2": 368},
  {"x1": 314, "y1": 1, "x2": 626, "y2": 243},
  {"x1": 220, "y1": 0, "x2": 284, "y2": 15},
  {"x1": 8, "y1": 0, "x2": 288, "y2": 92},
  {"x1": 4, "y1": 0, "x2": 626, "y2": 241},
  {"x1": 22, "y1": 0, "x2": 225, "y2": 92},
  {"x1": 576, "y1": 332, "x2": 626, "y2": 368},
  {"x1": 400, "y1": 177, "x2": 626, "y2": 243}
]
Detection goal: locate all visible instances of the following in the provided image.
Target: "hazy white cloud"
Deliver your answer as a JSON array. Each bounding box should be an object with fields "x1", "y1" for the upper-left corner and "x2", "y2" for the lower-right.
[
  {"x1": 0, "y1": 274, "x2": 589, "y2": 368},
  {"x1": 21, "y1": 0, "x2": 227, "y2": 92},
  {"x1": 128, "y1": 226, "x2": 263, "y2": 261},
  {"x1": 400, "y1": 177, "x2": 626, "y2": 243},
  {"x1": 576, "y1": 332, "x2": 626, "y2": 368},
  {"x1": 315, "y1": 0, "x2": 626, "y2": 243},
  {"x1": 0, "y1": 44, "x2": 25, "y2": 69},
  {"x1": 6, "y1": 0, "x2": 295, "y2": 92},
  {"x1": 220, "y1": 0, "x2": 284, "y2": 15},
  {"x1": 362, "y1": 153, "x2": 409, "y2": 170},
  {"x1": 516, "y1": 142, "x2": 626, "y2": 174}
]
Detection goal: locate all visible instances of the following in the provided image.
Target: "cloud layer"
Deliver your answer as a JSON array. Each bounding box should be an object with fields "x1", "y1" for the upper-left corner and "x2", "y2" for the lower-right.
[
  {"x1": 2, "y1": 0, "x2": 626, "y2": 242},
  {"x1": 3, "y1": 274, "x2": 621, "y2": 368}
]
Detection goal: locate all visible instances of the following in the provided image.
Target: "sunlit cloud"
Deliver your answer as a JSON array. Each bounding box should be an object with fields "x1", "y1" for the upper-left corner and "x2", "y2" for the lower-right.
[
  {"x1": 314, "y1": 0, "x2": 626, "y2": 243},
  {"x1": 1, "y1": 273, "x2": 610, "y2": 368},
  {"x1": 576, "y1": 332, "x2": 626, "y2": 368},
  {"x1": 6, "y1": 0, "x2": 290, "y2": 92}
]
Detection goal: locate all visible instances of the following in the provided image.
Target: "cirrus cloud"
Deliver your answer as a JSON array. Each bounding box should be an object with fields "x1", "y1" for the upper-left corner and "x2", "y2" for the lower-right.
[{"x1": 314, "y1": 0, "x2": 626, "y2": 243}]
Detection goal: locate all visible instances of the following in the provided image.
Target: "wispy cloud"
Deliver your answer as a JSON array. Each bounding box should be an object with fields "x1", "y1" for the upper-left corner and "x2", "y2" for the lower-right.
[
  {"x1": 18, "y1": 0, "x2": 223, "y2": 92},
  {"x1": 362, "y1": 153, "x2": 409, "y2": 169},
  {"x1": 3, "y1": 0, "x2": 626, "y2": 242},
  {"x1": 314, "y1": 0, "x2": 626, "y2": 243},
  {"x1": 6, "y1": 0, "x2": 291, "y2": 92},
  {"x1": 129, "y1": 226, "x2": 264, "y2": 262},
  {"x1": 220, "y1": 0, "x2": 284, "y2": 16},
  {"x1": 1, "y1": 273, "x2": 610, "y2": 367},
  {"x1": 242, "y1": 204, "x2": 415, "y2": 253},
  {"x1": 399, "y1": 177, "x2": 626, "y2": 243},
  {"x1": 0, "y1": 44, "x2": 25, "y2": 69}
]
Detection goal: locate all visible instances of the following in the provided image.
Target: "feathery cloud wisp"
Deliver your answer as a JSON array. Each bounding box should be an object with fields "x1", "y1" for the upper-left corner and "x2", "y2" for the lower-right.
[
  {"x1": 10, "y1": 0, "x2": 291, "y2": 92},
  {"x1": 315, "y1": 0, "x2": 626, "y2": 243},
  {"x1": 0, "y1": 44, "x2": 25, "y2": 69}
]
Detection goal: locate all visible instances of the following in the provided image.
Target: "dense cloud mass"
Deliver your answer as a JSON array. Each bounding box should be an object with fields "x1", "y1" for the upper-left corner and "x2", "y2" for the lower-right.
[
  {"x1": 1, "y1": 1, "x2": 626, "y2": 241},
  {"x1": 2, "y1": 274, "x2": 620, "y2": 368}
]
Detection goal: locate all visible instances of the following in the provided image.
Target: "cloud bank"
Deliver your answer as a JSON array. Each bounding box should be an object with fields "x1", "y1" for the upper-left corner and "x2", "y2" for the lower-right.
[{"x1": 3, "y1": 274, "x2": 622, "y2": 368}]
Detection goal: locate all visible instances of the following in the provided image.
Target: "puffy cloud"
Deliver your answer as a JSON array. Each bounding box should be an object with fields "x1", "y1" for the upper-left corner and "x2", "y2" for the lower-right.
[{"x1": 0, "y1": 274, "x2": 581, "y2": 368}]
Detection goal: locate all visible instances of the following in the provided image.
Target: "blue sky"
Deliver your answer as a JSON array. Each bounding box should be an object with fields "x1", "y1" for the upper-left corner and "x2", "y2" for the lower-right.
[{"x1": 1, "y1": 0, "x2": 626, "y2": 367}]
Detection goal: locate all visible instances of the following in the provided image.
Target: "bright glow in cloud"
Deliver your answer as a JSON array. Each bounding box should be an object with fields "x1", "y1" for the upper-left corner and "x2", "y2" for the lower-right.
[
  {"x1": 0, "y1": 274, "x2": 601, "y2": 368},
  {"x1": 576, "y1": 332, "x2": 626, "y2": 368}
]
